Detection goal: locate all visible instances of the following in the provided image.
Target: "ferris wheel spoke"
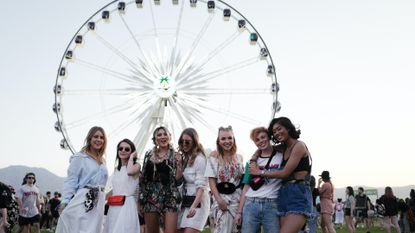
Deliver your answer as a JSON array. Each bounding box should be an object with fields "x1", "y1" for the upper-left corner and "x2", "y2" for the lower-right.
[
  {"x1": 63, "y1": 87, "x2": 150, "y2": 96},
  {"x1": 180, "y1": 56, "x2": 259, "y2": 89},
  {"x1": 176, "y1": 31, "x2": 241, "y2": 84},
  {"x1": 75, "y1": 58, "x2": 146, "y2": 84},
  {"x1": 171, "y1": 0, "x2": 186, "y2": 74},
  {"x1": 181, "y1": 87, "x2": 270, "y2": 95},
  {"x1": 94, "y1": 33, "x2": 146, "y2": 76},
  {"x1": 118, "y1": 14, "x2": 157, "y2": 82},
  {"x1": 172, "y1": 14, "x2": 215, "y2": 79}
]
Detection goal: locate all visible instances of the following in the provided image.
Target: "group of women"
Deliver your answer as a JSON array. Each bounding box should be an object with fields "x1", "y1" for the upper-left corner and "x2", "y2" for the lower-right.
[{"x1": 55, "y1": 116, "x2": 314, "y2": 233}]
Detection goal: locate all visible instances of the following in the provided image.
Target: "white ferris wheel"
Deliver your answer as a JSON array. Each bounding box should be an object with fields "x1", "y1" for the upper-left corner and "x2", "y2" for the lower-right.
[{"x1": 53, "y1": 0, "x2": 281, "y2": 159}]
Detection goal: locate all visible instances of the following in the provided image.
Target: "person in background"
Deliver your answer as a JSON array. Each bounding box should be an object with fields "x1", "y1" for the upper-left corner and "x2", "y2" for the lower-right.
[
  {"x1": 344, "y1": 186, "x2": 356, "y2": 233},
  {"x1": 249, "y1": 117, "x2": 313, "y2": 233},
  {"x1": 318, "y1": 171, "x2": 336, "y2": 233},
  {"x1": 377, "y1": 187, "x2": 401, "y2": 233},
  {"x1": 354, "y1": 187, "x2": 372, "y2": 233},
  {"x1": 205, "y1": 126, "x2": 244, "y2": 233},
  {"x1": 0, "y1": 182, "x2": 12, "y2": 233},
  {"x1": 49, "y1": 192, "x2": 61, "y2": 229},
  {"x1": 40, "y1": 191, "x2": 51, "y2": 230},
  {"x1": 176, "y1": 128, "x2": 210, "y2": 233},
  {"x1": 56, "y1": 126, "x2": 108, "y2": 233},
  {"x1": 15, "y1": 173, "x2": 41, "y2": 233},
  {"x1": 306, "y1": 176, "x2": 319, "y2": 233},
  {"x1": 235, "y1": 127, "x2": 283, "y2": 233},
  {"x1": 334, "y1": 198, "x2": 344, "y2": 229},
  {"x1": 139, "y1": 126, "x2": 183, "y2": 233}
]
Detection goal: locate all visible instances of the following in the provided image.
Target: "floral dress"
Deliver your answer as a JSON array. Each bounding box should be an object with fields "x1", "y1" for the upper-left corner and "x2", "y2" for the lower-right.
[{"x1": 205, "y1": 154, "x2": 244, "y2": 233}]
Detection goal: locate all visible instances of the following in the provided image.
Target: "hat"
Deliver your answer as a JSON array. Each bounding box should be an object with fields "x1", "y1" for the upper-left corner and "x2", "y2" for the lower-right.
[{"x1": 319, "y1": 170, "x2": 330, "y2": 180}]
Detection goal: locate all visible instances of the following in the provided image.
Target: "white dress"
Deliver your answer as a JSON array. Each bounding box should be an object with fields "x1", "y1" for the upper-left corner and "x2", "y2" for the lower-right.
[
  {"x1": 104, "y1": 166, "x2": 140, "y2": 233},
  {"x1": 178, "y1": 154, "x2": 210, "y2": 231}
]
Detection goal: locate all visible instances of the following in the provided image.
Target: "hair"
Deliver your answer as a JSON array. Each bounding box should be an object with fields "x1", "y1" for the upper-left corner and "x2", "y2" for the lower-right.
[
  {"x1": 358, "y1": 187, "x2": 364, "y2": 192},
  {"x1": 152, "y1": 126, "x2": 171, "y2": 146},
  {"x1": 385, "y1": 186, "x2": 394, "y2": 198},
  {"x1": 178, "y1": 128, "x2": 205, "y2": 167},
  {"x1": 346, "y1": 186, "x2": 354, "y2": 197},
  {"x1": 46, "y1": 191, "x2": 51, "y2": 195},
  {"x1": 115, "y1": 138, "x2": 137, "y2": 171},
  {"x1": 410, "y1": 189, "x2": 415, "y2": 200},
  {"x1": 22, "y1": 172, "x2": 36, "y2": 185},
  {"x1": 81, "y1": 126, "x2": 107, "y2": 158},
  {"x1": 309, "y1": 175, "x2": 316, "y2": 188},
  {"x1": 250, "y1": 127, "x2": 269, "y2": 142},
  {"x1": 216, "y1": 126, "x2": 237, "y2": 165},
  {"x1": 268, "y1": 117, "x2": 301, "y2": 143}
]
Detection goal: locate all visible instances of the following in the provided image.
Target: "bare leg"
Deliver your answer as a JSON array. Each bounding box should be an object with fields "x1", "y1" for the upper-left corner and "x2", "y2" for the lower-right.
[
  {"x1": 163, "y1": 211, "x2": 178, "y2": 233},
  {"x1": 145, "y1": 212, "x2": 161, "y2": 233},
  {"x1": 279, "y1": 214, "x2": 307, "y2": 233}
]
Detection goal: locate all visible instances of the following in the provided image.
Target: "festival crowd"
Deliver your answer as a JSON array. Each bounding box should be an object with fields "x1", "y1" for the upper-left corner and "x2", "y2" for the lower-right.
[{"x1": 1, "y1": 116, "x2": 414, "y2": 233}]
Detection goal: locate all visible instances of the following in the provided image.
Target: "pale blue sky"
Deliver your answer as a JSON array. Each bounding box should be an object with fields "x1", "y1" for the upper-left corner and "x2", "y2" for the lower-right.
[{"x1": 1, "y1": 0, "x2": 414, "y2": 188}]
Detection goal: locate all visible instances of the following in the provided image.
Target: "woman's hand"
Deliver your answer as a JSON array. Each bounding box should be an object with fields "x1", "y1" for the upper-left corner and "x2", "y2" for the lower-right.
[
  {"x1": 248, "y1": 162, "x2": 261, "y2": 176},
  {"x1": 130, "y1": 151, "x2": 138, "y2": 160},
  {"x1": 217, "y1": 198, "x2": 228, "y2": 211},
  {"x1": 234, "y1": 212, "x2": 242, "y2": 225},
  {"x1": 186, "y1": 206, "x2": 197, "y2": 218}
]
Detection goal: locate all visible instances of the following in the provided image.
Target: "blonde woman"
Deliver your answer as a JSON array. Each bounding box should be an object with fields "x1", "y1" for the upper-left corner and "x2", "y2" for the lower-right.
[
  {"x1": 205, "y1": 126, "x2": 244, "y2": 233},
  {"x1": 57, "y1": 126, "x2": 108, "y2": 233}
]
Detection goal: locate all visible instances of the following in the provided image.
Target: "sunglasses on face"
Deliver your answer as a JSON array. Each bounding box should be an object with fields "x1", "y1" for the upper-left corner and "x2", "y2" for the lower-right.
[
  {"x1": 118, "y1": 147, "x2": 131, "y2": 152},
  {"x1": 27, "y1": 177, "x2": 35, "y2": 180},
  {"x1": 179, "y1": 140, "x2": 192, "y2": 146}
]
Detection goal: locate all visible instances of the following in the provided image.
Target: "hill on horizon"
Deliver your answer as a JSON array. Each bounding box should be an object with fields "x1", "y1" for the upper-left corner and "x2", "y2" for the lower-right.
[{"x1": 0, "y1": 165, "x2": 65, "y2": 194}]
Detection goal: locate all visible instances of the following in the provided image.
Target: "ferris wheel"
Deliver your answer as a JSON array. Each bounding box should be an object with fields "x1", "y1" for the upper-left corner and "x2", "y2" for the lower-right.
[{"x1": 53, "y1": 0, "x2": 281, "y2": 159}]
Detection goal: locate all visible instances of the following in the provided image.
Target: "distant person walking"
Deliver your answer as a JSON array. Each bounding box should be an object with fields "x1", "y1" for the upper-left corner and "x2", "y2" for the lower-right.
[
  {"x1": 318, "y1": 171, "x2": 336, "y2": 233},
  {"x1": 334, "y1": 198, "x2": 344, "y2": 228},
  {"x1": 16, "y1": 172, "x2": 41, "y2": 233},
  {"x1": 56, "y1": 126, "x2": 108, "y2": 233},
  {"x1": 49, "y1": 192, "x2": 61, "y2": 229},
  {"x1": 0, "y1": 182, "x2": 12, "y2": 233},
  {"x1": 344, "y1": 186, "x2": 356, "y2": 233},
  {"x1": 377, "y1": 187, "x2": 401, "y2": 233},
  {"x1": 354, "y1": 187, "x2": 372, "y2": 233}
]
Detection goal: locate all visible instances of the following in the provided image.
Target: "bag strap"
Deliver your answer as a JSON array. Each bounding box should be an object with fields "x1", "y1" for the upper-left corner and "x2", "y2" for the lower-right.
[{"x1": 264, "y1": 147, "x2": 277, "y2": 170}]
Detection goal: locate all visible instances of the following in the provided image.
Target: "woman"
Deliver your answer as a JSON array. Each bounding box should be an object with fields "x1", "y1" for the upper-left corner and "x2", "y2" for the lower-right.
[
  {"x1": 235, "y1": 127, "x2": 283, "y2": 233},
  {"x1": 318, "y1": 171, "x2": 336, "y2": 233},
  {"x1": 104, "y1": 139, "x2": 141, "y2": 233},
  {"x1": 249, "y1": 117, "x2": 312, "y2": 233},
  {"x1": 56, "y1": 126, "x2": 108, "y2": 233},
  {"x1": 177, "y1": 128, "x2": 210, "y2": 233},
  {"x1": 344, "y1": 186, "x2": 356, "y2": 233},
  {"x1": 139, "y1": 126, "x2": 182, "y2": 233},
  {"x1": 204, "y1": 126, "x2": 244, "y2": 233},
  {"x1": 377, "y1": 186, "x2": 401, "y2": 233}
]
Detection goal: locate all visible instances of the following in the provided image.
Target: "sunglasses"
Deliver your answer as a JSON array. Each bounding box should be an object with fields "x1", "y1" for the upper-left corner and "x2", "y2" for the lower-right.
[
  {"x1": 179, "y1": 140, "x2": 192, "y2": 146},
  {"x1": 27, "y1": 177, "x2": 35, "y2": 180},
  {"x1": 118, "y1": 147, "x2": 131, "y2": 152}
]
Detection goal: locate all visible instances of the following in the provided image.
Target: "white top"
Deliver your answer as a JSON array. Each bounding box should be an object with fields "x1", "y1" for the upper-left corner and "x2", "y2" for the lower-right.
[
  {"x1": 245, "y1": 152, "x2": 283, "y2": 199},
  {"x1": 183, "y1": 154, "x2": 208, "y2": 195},
  {"x1": 111, "y1": 166, "x2": 139, "y2": 196},
  {"x1": 16, "y1": 184, "x2": 40, "y2": 218},
  {"x1": 204, "y1": 153, "x2": 244, "y2": 184}
]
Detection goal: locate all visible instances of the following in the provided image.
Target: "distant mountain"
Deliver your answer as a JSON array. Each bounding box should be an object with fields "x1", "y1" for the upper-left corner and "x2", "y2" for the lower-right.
[{"x1": 0, "y1": 165, "x2": 65, "y2": 195}]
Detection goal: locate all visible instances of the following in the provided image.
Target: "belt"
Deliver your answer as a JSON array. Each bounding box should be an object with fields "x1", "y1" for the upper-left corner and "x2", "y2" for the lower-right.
[
  {"x1": 84, "y1": 185, "x2": 105, "y2": 192},
  {"x1": 246, "y1": 197, "x2": 277, "y2": 203},
  {"x1": 282, "y1": 179, "x2": 309, "y2": 185}
]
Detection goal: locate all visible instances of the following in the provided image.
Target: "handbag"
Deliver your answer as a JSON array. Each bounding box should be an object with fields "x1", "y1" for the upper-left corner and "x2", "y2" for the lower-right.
[
  {"x1": 107, "y1": 195, "x2": 126, "y2": 206},
  {"x1": 249, "y1": 148, "x2": 276, "y2": 191},
  {"x1": 216, "y1": 182, "x2": 237, "y2": 194},
  {"x1": 182, "y1": 195, "x2": 201, "y2": 208}
]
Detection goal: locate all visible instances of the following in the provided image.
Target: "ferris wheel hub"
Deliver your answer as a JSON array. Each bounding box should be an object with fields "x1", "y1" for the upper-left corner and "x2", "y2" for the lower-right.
[{"x1": 154, "y1": 75, "x2": 176, "y2": 99}]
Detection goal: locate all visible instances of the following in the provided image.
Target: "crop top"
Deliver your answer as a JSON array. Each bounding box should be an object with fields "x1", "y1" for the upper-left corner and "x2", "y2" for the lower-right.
[{"x1": 281, "y1": 154, "x2": 311, "y2": 173}]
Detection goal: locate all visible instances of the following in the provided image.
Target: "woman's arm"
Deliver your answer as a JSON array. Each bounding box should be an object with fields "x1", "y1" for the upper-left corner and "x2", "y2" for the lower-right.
[
  {"x1": 208, "y1": 178, "x2": 227, "y2": 211},
  {"x1": 235, "y1": 184, "x2": 249, "y2": 225},
  {"x1": 175, "y1": 152, "x2": 183, "y2": 182},
  {"x1": 127, "y1": 151, "x2": 141, "y2": 176},
  {"x1": 249, "y1": 141, "x2": 307, "y2": 179},
  {"x1": 61, "y1": 155, "x2": 83, "y2": 205}
]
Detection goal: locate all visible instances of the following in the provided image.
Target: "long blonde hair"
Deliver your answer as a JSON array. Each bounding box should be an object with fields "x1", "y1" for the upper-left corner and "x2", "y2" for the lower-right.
[
  {"x1": 81, "y1": 126, "x2": 107, "y2": 158},
  {"x1": 216, "y1": 126, "x2": 237, "y2": 165}
]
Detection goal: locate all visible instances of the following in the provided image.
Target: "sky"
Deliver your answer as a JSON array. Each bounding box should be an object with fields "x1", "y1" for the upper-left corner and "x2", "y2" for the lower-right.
[{"x1": 1, "y1": 0, "x2": 414, "y2": 188}]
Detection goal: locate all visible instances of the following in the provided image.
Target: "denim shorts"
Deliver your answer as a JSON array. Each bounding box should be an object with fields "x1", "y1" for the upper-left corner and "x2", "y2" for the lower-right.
[
  {"x1": 277, "y1": 182, "x2": 313, "y2": 217},
  {"x1": 242, "y1": 197, "x2": 280, "y2": 233}
]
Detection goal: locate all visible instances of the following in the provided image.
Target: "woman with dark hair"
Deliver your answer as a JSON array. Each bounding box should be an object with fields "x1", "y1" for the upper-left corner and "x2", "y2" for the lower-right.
[
  {"x1": 318, "y1": 171, "x2": 336, "y2": 233},
  {"x1": 205, "y1": 126, "x2": 244, "y2": 233},
  {"x1": 57, "y1": 126, "x2": 108, "y2": 233},
  {"x1": 249, "y1": 117, "x2": 312, "y2": 233},
  {"x1": 139, "y1": 126, "x2": 183, "y2": 233},
  {"x1": 377, "y1": 187, "x2": 401, "y2": 233},
  {"x1": 104, "y1": 138, "x2": 141, "y2": 233},
  {"x1": 344, "y1": 186, "x2": 356, "y2": 233},
  {"x1": 16, "y1": 172, "x2": 41, "y2": 233},
  {"x1": 177, "y1": 128, "x2": 209, "y2": 233}
]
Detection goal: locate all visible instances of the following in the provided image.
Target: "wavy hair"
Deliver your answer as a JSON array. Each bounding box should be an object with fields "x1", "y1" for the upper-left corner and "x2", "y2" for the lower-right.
[
  {"x1": 268, "y1": 117, "x2": 301, "y2": 143},
  {"x1": 81, "y1": 126, "x2": 107, "y2": 158},
  {"x1": 178, "y1": 128, "x2": 205, "y2": 167}
]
